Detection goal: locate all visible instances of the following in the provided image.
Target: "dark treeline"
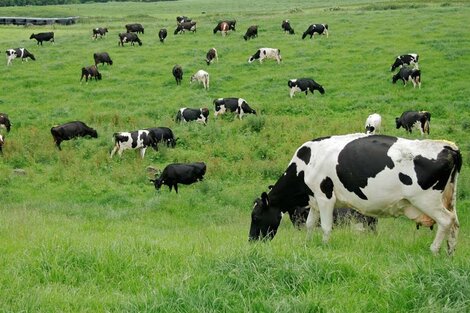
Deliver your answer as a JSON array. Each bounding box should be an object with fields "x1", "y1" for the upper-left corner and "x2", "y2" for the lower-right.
[{"x1": 0, "y1": 0, "x2": 173, "y2": 7}]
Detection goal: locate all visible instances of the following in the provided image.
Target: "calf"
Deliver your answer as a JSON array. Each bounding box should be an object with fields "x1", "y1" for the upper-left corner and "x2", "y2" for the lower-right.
[
  {"x1": 172, "y1": 65, "x2": 183, "y2": 85},
  {"x1": 213, "y1": 21, "x2": 230, "y2": 36},
  {"x1": 125, "y1": 23, "x2": 144, "y2": 34},
  {"x1": 5, "y1": 48, "x2": 35, "y2": 66},
  {"x1": 146, "y1": 127, "x2": 178, "y2": 148},
  {"x1": 50, "y1": 121, "x2": 98, "y2": 150},
  {"x1": 213, "y1": 98, "x2": 257, "y2": 119},
  {"x1": 365, "y1": 113, "x2": 382, "y2": 135},
  {"x1": 243, "y1": 25, "x2": 258, "y2": 41},
  {"x1": 159, "y1": 28, "x2": 168, "y2": 43},
  {"x1": 391, "y1": 53, "x2": 419, "y2": 71},
  {"x1": 174, "y1": 21, "x2": 197, "y2": 35},
  {"x1": 288, "y1": 78, "x2": 325, "y2": 98},
  {"x1": 248, "y1": 48, "x2": 282, "y2": 64},
  {"x1": 395, "y1": 111, "x2": 431, "y2": 135},
  {"x1": 80, "y1": 65, "x2": 102, "y2": 82},
  {"x1": 176, "y1": 108, "x2": 209, "y2": 125},
  {"x1": 302, "y1": 24, "x2": 328, "y2": 39},
  {"x1": 30, "y1": 32, "x2": 55, "y2": 45},
  {"x1": 93, "y1": 52, "x2": 113, "y2": 66},
  {"x1": 150, "y1": 162, "x2": 206, "y2": 193},
  {"x1": 118, "y1": 32, "x2": 142, "y2": 46},
  {"x1": 205, "y1": 48, "x2": 218, "y2": 65},
  {"x1": 0, "y1": 113, "x2": 11, "y2": 132},
  {"x1": 190, "y1": 70, "x2": 209, "y2": 90},
  {"x1": 281, "y1": 20, "x2": 295, "y2": 34},
  {"x1": 92, "y1": 27, "x2": 108, "y2": 39},
  {"x1": 392, "y1": 66, "x2": 421, "y2": 88},
  {"x1": 110, "y1": 130, "x2": 158, "y2": 158}
]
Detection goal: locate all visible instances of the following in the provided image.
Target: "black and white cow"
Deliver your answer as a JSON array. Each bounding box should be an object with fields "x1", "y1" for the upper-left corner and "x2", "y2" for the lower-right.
[
  {"x1": 213, "y1": 21, "x2": 230, "y2": 36},
  {"x1": 248, "y1": 48, "x2": 282, "y2": 64},
  {"x1": 176, "y1": 16, "x2": 192, "y2": 25},
  {"x1": 281, "y1": 20, "x2": 295, "y2": 34},
  {"x1": 176, "y1": 108, "x2": 209, "y2": 125},
  {"x1": 93, "y1": 52, "x2": 113, "y2": 66},
  {"x1": 205, "y1": 48, "x2": 218, "y2": 65},
  {"x1": 213, "y1": 98, "x2": 257, "y2": 119},
  {"x1": 92, "y1": 27, "x2": 108, "y2": 39},
  {"x1": 146, "y1": 127, "x2": 178, "y2": 148},
  {"x1": 391, "y1": 53, "x2": 419, "y2": 71},
  {"x1": 50, "y1": 121, "x2": 98, "y2": 150},
  {"x1": 392, "y1": 66, "x2": 421, "y2": 88},
  {"x1": 172, "y1": 64, "x2": 183, "y2": 85},
  {"x1": 110, "y1": 129, "x2": 158, "y2": 158},
  {"x1": 30, "y1": 32, "x2": 55, "y2": 45},
  {"x1": 80, "y1": 65, "x2": 102, "y2": 82},
  {"x1": 150, "y1": 162, "x2": 206, "y2": 193},
  {"x1": 288, "y1": 78, "x2": 325, "y2": 98},
  {"x1": 5, "y1": 48, "x2": 35, "y2": 66},
  {"x1": 159, "y1": 28, "x2": 168, "y2": 43},
  {"x1": 302, "y1": 24, "x2": 328, "y2": 39},
  {"x1": 190, "y1": 70, "x2": 209, "y2": 89},
  {"x1": 125, "y1": 23, "x2": 144, "y2": 34},
  {"x1": 0, "y1": 113, "x2": 11, "y2": 132},
  {"x1": 365, "y1": 113, "x2": 382, "y2": 135},
  {"x1": 395, "y1": 111, "x2": 431, "y2": 135},
  {"x1": 174, "y1": 21, "x2": 197, "y2": 35},
  {"x1": 249, "y1": 133, "x2": 462, "y2": 255},
  {"x1": 118, "y1": 33, "x2": 142, "y2": 46},
  {"x1": 243, "y1": 25, "x2": 258, "y2": 41}
]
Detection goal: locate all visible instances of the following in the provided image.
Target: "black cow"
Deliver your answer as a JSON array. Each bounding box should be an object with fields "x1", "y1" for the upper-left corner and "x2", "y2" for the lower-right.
[
  {"x1": 93, "y1": 52, "x2": 113, "y2": 66},
  {"x1": 213, "y1": 98, "x2": 257, "y2": 119},
  {"x1": 150, "y1": 162, "x2": 206, "y2": 193},
  {"x1": 176, "y1": 108, "x2": 209, "y2": 125},
  {"x1": 288, "y1": 78, "x2": 325, "y2": 98},
  {"x1": 50, "y1": 121, "x2": 98, "y2": 150},
  {"x1": 392, "y1": 66, "x2": 421, "y2": 88},
  {"x1": 5, "y1": 48, "x2": 35, "y2": 66},
  {"x1": 0, "y1": 113, "x2": 11, "y2": 132},
  {"x1": 205, "y1": 48, "x2": 218, "y2": 65},
  {"x1": 176, "y1": 16, "x2": 192, "y2": 24},
  {"x1": 172, "y1": 65, "x2": 183, "y2": 85},
  {"x1": 146, "y1": 127, "x2": 178, "y2": 148},
  {"x1": 174, "y1": 21, "x2": 197, "y2": 34},
  {"x1": 281, "y1": 20, "x2": 295, "y2": 34},
  {"x1": 243, "y1": 25, "x2": 258, "y2": 41},
  {"x1": 391, "y1": 53, "x2": 419, "y2": 71},
  {"x1": 302, "y1": 24, "x2": 328, "y2": 39},
  {"x1": 30, "y1": 32, "x2": 55, "y2": 45},
  {"x1": 80, "y1": 65, "x2": 102, "y2": 82},
  {"x1": 110, "y1": 130, "x2": 158, "y2": 159},
  {"x1": 395, "y1": 111, "x2": 431, "y2": 135},
  {"x1": 92, "y1": 27, "x2": 108, "y2": 39},
  {"x1": 125, "y1": 23, "x2": 144, "y2": 34},
  {"x1": 159, "y1": 28, "x2": 168, "y2": 43},
  {"x1": 118, "y1": 33, "x2": 142, "y2": 46}
]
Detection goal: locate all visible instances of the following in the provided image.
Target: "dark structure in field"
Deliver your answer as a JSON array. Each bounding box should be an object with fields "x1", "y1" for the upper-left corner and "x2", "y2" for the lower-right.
[{"x1": 0, "y1": 16, "x2": 78, "y2": 26}]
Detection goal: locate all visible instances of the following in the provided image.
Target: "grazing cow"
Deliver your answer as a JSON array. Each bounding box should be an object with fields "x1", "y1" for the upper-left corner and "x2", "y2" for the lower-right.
[
  {"x1": 248, "y1": 48, "x2": 282, "y2": 64},
  {"x1": 5, "y1": 48, "x2": 35, "y2": 66},
  {"x1": 118, "y1": 32, "x2": 142, "y2": 46},
  {"x1": 391, "y1": 53, "x2": 419, "y2": 71},
  {"x1": 392, "y1": 66, "x2": 421, "y2": 88},
  {"x1": 50, "y1": 121, "x2": 98, "y2": 150},
  {"x1": 176, "y1": 108, "x2": 209, "y2": 125},
  {"x1": 213, "y1": 98, "x2": 257, "y2": 119},
  {"x1": 125, "y1": 23, "x2": 144, "y2": 34},
  {"x1": 249, "y1": 133, "x2": 461, "y2": 256},
  {"x1": 243, "y1": 25, "x2": 258, "y2": 41},
  {"x1": 213, "y1": 21, "x2": 230, "y2": 36},
  {"x1": 93, "y1": 52, "x2": 113, "y2": 66},
  {"x1": 174, "y1": 21, "x2": 197, "y2": 35},
  {"x1": 205, "y1": 48, "x2": 218, "y2": 65},
  {"x1": 110, "y1": 129, "x2": 158, "y2": 158},
  {"x1": 80, "y1": 65, "x2": 102, "y2": 82},
  {"x1": 0, "y1": 134, "x2": 3, "y2": 153},
  {"x1": 30, "y1": 32, "x2": 54, "y2": 45},
  {"x1": 0, "y1": 113, "x2": 11, "y2": 132},
  {"x1": 302, "y1": 24, "x2": 329, "y2": 39},
  {"x1": 150, "y1": 162, "x2": 206, "y2": 193},
  {"x1": 146, "y1": 127, "x2": 178, "y2": 148},
  {"x1": 159, "y1": 28, "x2": 168, "y2": 43},
  {"x1": 365, "y1": 113, "x2": 382, "y2": 135},
  {"x1": 92, "y1": 27, "x2": 108, "y2": 39},
  {"x1": 288, "y1": 78, "x2": 325, "y2": 98},
  {"x1": 190, "y1": 70, "x2": 209, "y2": 90},
  {"x1": 172, "y1": 65, "x2": 183, "y2": 85},
  {"x1": 395, "y1": 111, "x2": 431, "y2": 135},
  {"x1": 176, "y1": 16, "x2": 191, "y2": 25},
  {"x1": 281, "y1": 20, "x2": 295, "y2": 34}
]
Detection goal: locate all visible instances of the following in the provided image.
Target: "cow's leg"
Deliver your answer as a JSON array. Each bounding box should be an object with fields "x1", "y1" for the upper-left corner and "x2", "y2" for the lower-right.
[
  {"x1": 174, "y1": 184, "x2": 178, "y2": 193},
  {"x1": 306, "y1": 197, "x2": 319, "y2": 240},
  {"x1": 317, "y1": 199, "x2": 335, "y2": 243},
  {"x1": 110, "y1": 145, "x2": 119, "y2": 158},
  {"x1": 140, "y1": 147, "x2": 147, "y2": 158},
  {"x1": 289, "y1": 88, "x2": 295, "y2": 98},
  {"x1": 55, "y1": 139, "x2": 62, "y2": 150}
]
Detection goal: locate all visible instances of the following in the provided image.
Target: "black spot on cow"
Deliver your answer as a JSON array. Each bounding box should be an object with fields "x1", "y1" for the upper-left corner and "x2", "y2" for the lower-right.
[
  {"x1": 310, "y1": 136, "x2": 331, "y2": 142},
  {"x1": 297, "y1": 146, "x2": 311, "y2": 165},
  {"x1": 320, "y1": 177, "x2": 334, "y2": 199},
  {"x1": 399, "y1": 173, "x2": 412, "y2": 185},
  {"x1": 131, "y1": 131, "x2": 139, "y2": 148},
  {"x1": 336, "y1": 135, "x2": 397, "y2": 200}
]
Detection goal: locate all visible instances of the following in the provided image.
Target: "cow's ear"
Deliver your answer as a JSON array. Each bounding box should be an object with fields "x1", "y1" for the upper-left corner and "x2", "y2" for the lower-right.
[{"x1": 261, "y1": 192, "x2": 269, "y2": 208}]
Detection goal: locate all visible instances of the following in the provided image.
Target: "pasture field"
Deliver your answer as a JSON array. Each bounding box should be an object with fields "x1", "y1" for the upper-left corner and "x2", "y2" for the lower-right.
[{"x1": 1, "y1": 0, "x2": 470, "y2": 311}]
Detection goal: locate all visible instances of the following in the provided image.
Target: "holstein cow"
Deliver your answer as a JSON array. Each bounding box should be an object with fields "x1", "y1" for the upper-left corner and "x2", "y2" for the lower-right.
[
  {"x1": 288, "y1": 78, "x2": 325, "y2": 98},
  {"x1": 213, "y1": 98, "x2": 257, "y2": 119},
  {"x1": 243, "y1": 25, "x2": 258, "y2": 41},
  {"x1": 80, "y1": 65, "x2": 102, "y2": 82},
  {"x1": 302, "y1": 24, "x2": 329, "y2": 39},
  {"x1": 125, "y1": 23, "x2": 144, "y2": 34},
  {"x1": 281, "y1": 20, "x2": 295, "y2": 34},
  {"x1": 150, "y1": 162, "x2": 206, "y2": 193},
  {"x1": 5, "y1": 48, "x2": 35, "y2": 66},
  {"x1": 176, "y1": 108, "x2": 209, "y2": 125},
  {"x1": 249, "y1": 133, "x2": 462, "y2": 255},
  {"x1": 395, "y1": 111, "x2": 431, "y2": 135},
  {"x1": 146, "y1": 127, "x2": 178, "y2": 148},
  {"x1": 93, "y1": 52, "x2": 113, "y2": 66},
  {"x1": 159, "y1": 28, "x2": 168, "y2": 43},
  {"x1": 248, "y1": 48, "x2": 282, "y2": 64},
  {"x1": 92, "y1": 27, "x2": 108, "y2": 39},
  {"x1": 190, "y1": 70, "x2": 209, "y2": 90},
  {"x1": 118, "y1": 33, "x2": 142, "y2": 46},
  {"x1": 0, "y1": 113, "x2": 11, "y2": 132},
  {"x1": 365, "y1": 113, "x2": 382, "y2": 135},
  {"x1": 391, "y1": 53, "x2": 419, "y2": 71},
  {"x1": 172, "y1": 64, "x2": 183, "y2": 85},
  {"x1": 174, "y1": 21, "x2": 197, "y2": 35},
  {"x1": 205, "y1": 48, "x2": 218, "y2": 65},
  {"x1": 213, "y1": 21, "x2": 230, "y2": 36},
  {"x1": 110, "y1": 129, "x2": 158, "y2": 158},
  {"x1": 392, "y1": 66, "x2": 421, "y2": 88},
  {"x1": 50, "y1": 121, "x2": 98, "y2": 150},
  {"x1": 30, "y1": 32, "x2": 54, "y2": 45}
]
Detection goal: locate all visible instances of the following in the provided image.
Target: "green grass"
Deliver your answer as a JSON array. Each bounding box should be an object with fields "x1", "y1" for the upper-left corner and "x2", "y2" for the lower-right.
[{"x1": 0, "y1": 0, "x2": 470, "y2": 311}]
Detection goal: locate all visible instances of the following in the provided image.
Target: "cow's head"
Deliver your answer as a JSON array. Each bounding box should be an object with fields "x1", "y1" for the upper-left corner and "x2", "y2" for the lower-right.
[
  {"x1": 213, "y1": 25, "x2": 219, "y2": 34},
  {"x1": 392, "y1": 73, "x2": 400, "y2": 84},
  {"x1": 89, "y1": 128, "x2": 98, "y2": 138},
  {"x1": 316, "y1": 85, "x2": 325, "y2": 94},
  {"x1": 395, "y1": 117, "x2": 402, "y2": 129},
  {"x1": 96, "y1": 72, "x2": 102, "y2": 80},
  {"x1": 390, "y1": 58, "x2": 403, "y2": 72},
  {"x1": 167, "y1": 137, "x2": 178, "y2": 148},
  {"x1": 248, "y1": 50, "x2": 260, "y2": 63},
  {"x1": 150, "y1": 177, "x2": 164, "y2": 190},
  {"x1": 29, "y1": 34, "x2": 35, "y2": 39},
  {"x1": 249, "y1": 192, "x2": 282, "y2": 241}
]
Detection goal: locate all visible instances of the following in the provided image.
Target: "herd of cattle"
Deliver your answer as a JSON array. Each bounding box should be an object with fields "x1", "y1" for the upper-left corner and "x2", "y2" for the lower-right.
[{"x1": 2, "y1": 14, "x2": 460, "y2": 255}]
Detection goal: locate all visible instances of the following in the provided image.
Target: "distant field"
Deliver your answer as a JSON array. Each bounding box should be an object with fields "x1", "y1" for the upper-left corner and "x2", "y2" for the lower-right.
[{"x1": 0, "y1": 0, "x2": 469, "y2": 312}]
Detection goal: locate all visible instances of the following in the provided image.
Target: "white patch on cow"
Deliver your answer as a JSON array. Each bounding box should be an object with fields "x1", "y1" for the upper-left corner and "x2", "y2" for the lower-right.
[
  {"x1": 214, "y1": 104, "x2": 226, "y2": 116},
  {"x1": 290, "y1": 86, "x2": 302, "y2": 98}
]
